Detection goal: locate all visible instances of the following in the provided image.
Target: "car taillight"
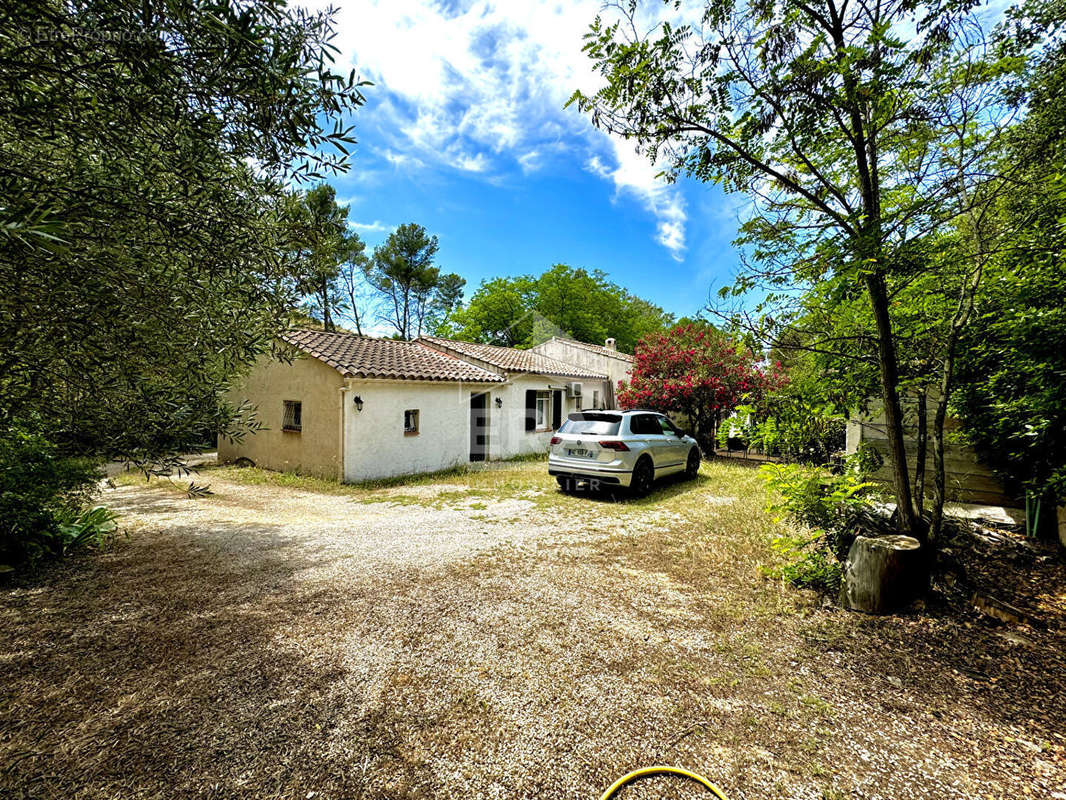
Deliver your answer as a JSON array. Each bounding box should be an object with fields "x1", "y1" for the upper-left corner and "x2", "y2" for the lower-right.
[
  {"x1": 598, "y1": 440, "x2": 629, "y2": 451},
  {"x1": 550, "y1": 436, "x2": 561, "y2": 445}
]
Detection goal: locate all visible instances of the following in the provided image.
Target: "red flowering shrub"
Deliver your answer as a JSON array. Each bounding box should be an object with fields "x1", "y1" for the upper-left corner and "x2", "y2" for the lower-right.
[{"x1": 617, "y1": 323, "x2": 785, "y2": 450}]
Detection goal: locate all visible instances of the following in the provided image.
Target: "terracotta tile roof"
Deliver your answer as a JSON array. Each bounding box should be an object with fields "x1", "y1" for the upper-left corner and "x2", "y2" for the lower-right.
[
  {"x1": 282, "y1": 330, "x2": 504, "y2": 383},
  {"x1": 543, "y1": 336, "x2": 636, "y2": 362},
  {"x1": 419, "y1": 336, "x2": 608, "y2": 380}
]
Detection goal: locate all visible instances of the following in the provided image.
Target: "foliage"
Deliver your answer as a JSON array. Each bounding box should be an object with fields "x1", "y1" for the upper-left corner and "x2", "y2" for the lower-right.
[
  {"x1": 0, "y1": 0, "x2": 366, "y2": 476},
  {"x1": 53, "y1": 506, "x2": 120, "y2": 557},
  {"x1": 289, "y1": 185, "x2": 367, "y2": 332},
  {"x1": 759, "y1": 459, "x2": 880, "y2": 592},
  {"x1": 570, "y1": 0, "x2": 1027, "y2": 537},
  {"x1": 0, "y1": 421, "x2": 102, "y2": 567},
  {"x1": 721, "y1": 400, "x2": 845, "y2": 465},
  {"x1": 617, "y1": 322, "x2": 783, "y2": 450},
  {"x1": 441, "y1": 264, "x2": 673, "y2": 350},
  {"x1": 953, "y1": 32, "x2": 1066, "y2": 521},
  {"x1": 365, "y1": 223, "x2": 464, "y2": 339}
]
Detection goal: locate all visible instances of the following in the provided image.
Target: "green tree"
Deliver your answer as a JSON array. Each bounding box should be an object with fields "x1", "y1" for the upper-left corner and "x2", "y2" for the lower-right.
[
  {"x1": 424, "y1": 272, "x2": 467, "y2": 334},
  {"x1": 442, "y1": 265, "x2": 673, "y2": 350},
  {"x1": 954, "y1": 25, "x2": 1066, "y2": 535},
  {"x1": 290, "y1": 184, "x2": 363, "y2": 332},
  {"x1": 571, "y1": 0, "x2": 1022, "y2": 538},
  {"x1": 366, "y1": 224, "x2": 462, "y2": 339},
  {"x1": 336, "y1": 234, "x2": 374, "y2": 336},
  {"x1": 444, "y1": 276, "x2": 537, "y2": 345},
  {"x1": 0, "y1": 0, "x2": 365, "y2": 560}
]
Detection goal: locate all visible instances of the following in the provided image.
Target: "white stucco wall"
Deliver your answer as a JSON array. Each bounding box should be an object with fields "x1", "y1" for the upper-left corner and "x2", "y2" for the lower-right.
[
  {"x1": 343, "y1": 380, "x2": 483, "y2": 482},
  {"x1": 529, "y1": 339, "x2": 632, "y2": 403},
  {"x1": 341, "y1": 374, "x2": 587, "y2": 481},
  {"x1": 489, "y1": 374, "x2": 584, "y2": 459}
]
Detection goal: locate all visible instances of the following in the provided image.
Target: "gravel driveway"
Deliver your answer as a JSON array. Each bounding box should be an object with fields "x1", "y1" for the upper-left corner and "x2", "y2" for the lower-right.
[{"x1": 1, "y1": 463, "x2": 1063, "y2": 800}]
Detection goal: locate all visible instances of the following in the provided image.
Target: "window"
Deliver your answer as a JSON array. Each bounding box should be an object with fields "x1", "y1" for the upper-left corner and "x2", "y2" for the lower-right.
[
  {"x1": 592, "y1": 390, "x2": 600, "y2": 409},
  {"x1": 559, "y1": 412, "x2": 621, "y2": 436},
  {"x1": 630, "y1": 414, "x2": 662, "y2": 436},
  {"x1": 535, "y1": 391, "x2": 550, "y2": 429},
  {"x1": 658, "y1": 417, "x2": 681, "y2": 436},
  {"x1": 404, "y1": 409, "x2": 420, "y2": 435},
  {"x1": 282, "y1": 400, "x2": 302, "y2": 432}
]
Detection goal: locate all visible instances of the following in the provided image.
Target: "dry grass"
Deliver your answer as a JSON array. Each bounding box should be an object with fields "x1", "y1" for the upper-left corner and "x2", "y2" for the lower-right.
[{"x1": 3, "y1": 459, "x2": 1064, "y2": 799}]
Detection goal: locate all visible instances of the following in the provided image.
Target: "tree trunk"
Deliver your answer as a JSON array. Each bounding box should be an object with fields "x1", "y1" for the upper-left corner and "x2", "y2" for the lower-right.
[
  {"x1": 930, "y1": 411, "x2": 947, "y2": 543},
  {"x1": 863, "y1": 272, "x2": 918, "y2": 537},
  {"x1": 841, "y1": 535, "x2": 926, "y2": 614},
  {"x1": 912, "y1": 389, "x2": 927, "y2": 518},
  {"x1": 320, "y1": 276, "x2": 333, "y2": 331},
  {"x1": 930, "y1": 255, "x2": 983, "y2": 543}
]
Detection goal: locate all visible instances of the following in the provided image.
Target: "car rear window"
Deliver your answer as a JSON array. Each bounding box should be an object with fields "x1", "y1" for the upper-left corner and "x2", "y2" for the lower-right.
[{"x1": 559, "y1": 412, "x2": 621, "y2": 436}]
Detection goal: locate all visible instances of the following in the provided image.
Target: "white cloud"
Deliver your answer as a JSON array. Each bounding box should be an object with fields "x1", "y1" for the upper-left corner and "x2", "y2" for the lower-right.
[
  {"x1": 308, "y1": 0, "x2": 691, "y2": 258},
  {"x1": 516, "y1": 149, "x2": 541, "y2": 174},
  {"x1": 383, "y1": 149, "x2": 424, "y2": 169},
  {"x1": 348, "y1": 220, "x2": 391, "y2": 233},
  {"x1": 586, "y1": 146, "x2": 688, "y2": 260}
]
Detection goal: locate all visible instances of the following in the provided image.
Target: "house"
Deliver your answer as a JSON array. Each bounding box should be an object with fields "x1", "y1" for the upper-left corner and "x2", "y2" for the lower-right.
[
  {"x1": 845, "y1": 399, "x2": 1011, "y2": 507},
  {"x1": 528, "y1": 336, "x2": 635, "y2": 408},
  {"x1": 218, "y1": 329, "x2": 607, "y2": 482},
  {"x1": 417, "y1": 335, "x2": 607, "y2": 457}
]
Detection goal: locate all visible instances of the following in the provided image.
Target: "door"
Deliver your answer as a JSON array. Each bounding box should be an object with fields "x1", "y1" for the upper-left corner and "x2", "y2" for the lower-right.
[
  {"x1": 630, "y1": 413, "x2": 669, "y2": 469},
  {"x1": 470, "y1": 392, "x2": 490, "y2": 461},
  {"x1": 657, "y1": 415, "x2": 689, "y2": 472}
]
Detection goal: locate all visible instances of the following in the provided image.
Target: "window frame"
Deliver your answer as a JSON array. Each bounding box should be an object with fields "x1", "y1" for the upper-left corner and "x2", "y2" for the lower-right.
[
  {"x1": 658, "y1": 416, "x2": 682, "y2": 436},
  {"x1": 403, "y1": 409, "x2": 420, "y2": 436},
  {"x1": 534, "y1": 390, "x2": 550, "y2": 431},
  {"x1": 630, "y1": 413, "x2": 663, "y2": 436},
  {"x1": 282, "y1": 400, "x2": 302, "y2": 433}
]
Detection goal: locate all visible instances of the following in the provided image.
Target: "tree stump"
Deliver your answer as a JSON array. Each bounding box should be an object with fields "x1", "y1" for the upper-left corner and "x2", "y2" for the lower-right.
[{"x1": 841, "y1": 535, "x2": 926, "y2": 614}]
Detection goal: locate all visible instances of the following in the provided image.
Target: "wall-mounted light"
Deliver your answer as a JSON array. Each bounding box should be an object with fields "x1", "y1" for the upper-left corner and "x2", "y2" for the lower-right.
[
  {"x1": 353, "y1": 395, "x2": 364, "y2": 412},
  {"x1": 495, "y1": 397, "x2": 503, "y2": 409}
]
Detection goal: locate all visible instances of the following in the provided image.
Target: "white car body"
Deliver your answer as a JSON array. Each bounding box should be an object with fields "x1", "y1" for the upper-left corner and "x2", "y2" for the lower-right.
[{"x1": 547, "y1": 409, "x2": 700, "y2": 492}]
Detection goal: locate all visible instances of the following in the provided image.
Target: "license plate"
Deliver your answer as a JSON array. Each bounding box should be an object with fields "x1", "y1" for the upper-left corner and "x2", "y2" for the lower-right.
[{"x1": 568, "y1": 448, "x2": 590, "y2": 457}]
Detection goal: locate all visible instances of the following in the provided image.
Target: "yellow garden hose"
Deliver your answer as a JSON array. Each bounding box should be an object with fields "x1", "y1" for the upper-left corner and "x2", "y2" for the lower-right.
[{"x1": 599, "y1": 766, "x2": 730, "y2": 800}]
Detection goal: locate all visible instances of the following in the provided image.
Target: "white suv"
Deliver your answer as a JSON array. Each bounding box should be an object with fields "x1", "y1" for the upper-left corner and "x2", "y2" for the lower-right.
[{"x1": 548, "y1": 409, "x2": 701, "y2": 495}]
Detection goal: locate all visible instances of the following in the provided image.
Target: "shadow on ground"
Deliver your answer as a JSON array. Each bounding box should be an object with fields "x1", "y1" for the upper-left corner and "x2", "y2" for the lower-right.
[{"x1": 1, "y1": 468, "x2": 1062, "y2": 800}]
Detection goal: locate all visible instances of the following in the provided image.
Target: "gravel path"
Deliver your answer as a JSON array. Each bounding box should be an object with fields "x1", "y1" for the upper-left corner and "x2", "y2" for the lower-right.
[{"x1": 2, "y1": 465, "x2": 1063, "y2": 800}]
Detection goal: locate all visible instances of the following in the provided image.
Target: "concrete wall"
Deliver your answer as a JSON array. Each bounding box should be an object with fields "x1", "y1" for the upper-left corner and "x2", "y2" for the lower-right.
[
  {"x1": 218, "y1": 354, "x2": 344, "y2": 479},
  {"x1": 846, "y1": 400, "x2": 1012, "y2": 506},
  {"x1": 220, "y1": 358, "x2": 595, "y2": 483},
  {"x1": 342, "y1": 380, "x2": 477, "y2": 482},
  {"x1": 529, "y1": 339, "x2": 632, "y2": 405},
  {"x1": 491, "y1": 374, "x2": 585, "y2": 459},
  {"x1": 341, "y1": 374, "x2": 584, "y2": 481}
]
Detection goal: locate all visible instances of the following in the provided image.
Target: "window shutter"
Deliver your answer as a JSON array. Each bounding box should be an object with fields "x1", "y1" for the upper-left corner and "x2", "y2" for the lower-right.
[
  {"x1": 525, "y1": 389, "x2": 536, "y2": 431},
  {"x1": 552, "y1": 390, "x2": 563, "y2": 430}
]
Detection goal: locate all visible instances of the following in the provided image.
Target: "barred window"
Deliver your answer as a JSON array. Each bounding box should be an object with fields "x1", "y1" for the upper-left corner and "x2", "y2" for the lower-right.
[
  {"x1": 282, "y1": 400, "x2": 302, "y2": 432},
  {"x1": 404, "y1": 409, "x2": 420, "y2": 435}
]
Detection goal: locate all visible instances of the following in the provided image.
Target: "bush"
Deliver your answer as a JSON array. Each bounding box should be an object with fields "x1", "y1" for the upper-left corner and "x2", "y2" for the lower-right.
[
  {"x1": 759, "y1": 459, "x2": 879, "y2": 592},
  {"x1": 719, "y1": 401, "x2": 845, "y2": 465},
  {"x1": 0, "y1": 422, "x2": 105, "y2": 568}
]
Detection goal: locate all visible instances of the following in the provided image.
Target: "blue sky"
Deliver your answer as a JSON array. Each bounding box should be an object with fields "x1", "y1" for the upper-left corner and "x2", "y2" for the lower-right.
[{"x1": 311, "y1": 0, "x2": 745, "y2": 322}]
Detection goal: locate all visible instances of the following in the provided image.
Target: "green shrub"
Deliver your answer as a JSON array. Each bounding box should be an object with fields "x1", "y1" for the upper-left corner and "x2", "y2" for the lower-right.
[
  {"x1": 769, "y1": 533, "x2": 846, "y2": 593},
  {"x1": 0, "y1": 422, "x2": 105, "y2": 568},
  {"x1": 719, "y1": 402, "x2": 846, "y2": 465},
  {"x1": 52, "y1": 506, "x2": 120, "y2": 556},
  {"x1": 759, "y1": 459, "x2": 878, "y2": 592}
]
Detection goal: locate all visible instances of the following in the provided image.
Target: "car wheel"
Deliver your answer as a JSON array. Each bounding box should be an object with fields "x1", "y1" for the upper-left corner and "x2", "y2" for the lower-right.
[
  {"x1": 630, "y1": 457, "x2": 654, "y2": 497},
  {"x1": 556, "y1": 475, "x2": 576, "y2": 494},
  {"x1": 685, "y1": 447, "x2": 700, "y2": 479}
]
